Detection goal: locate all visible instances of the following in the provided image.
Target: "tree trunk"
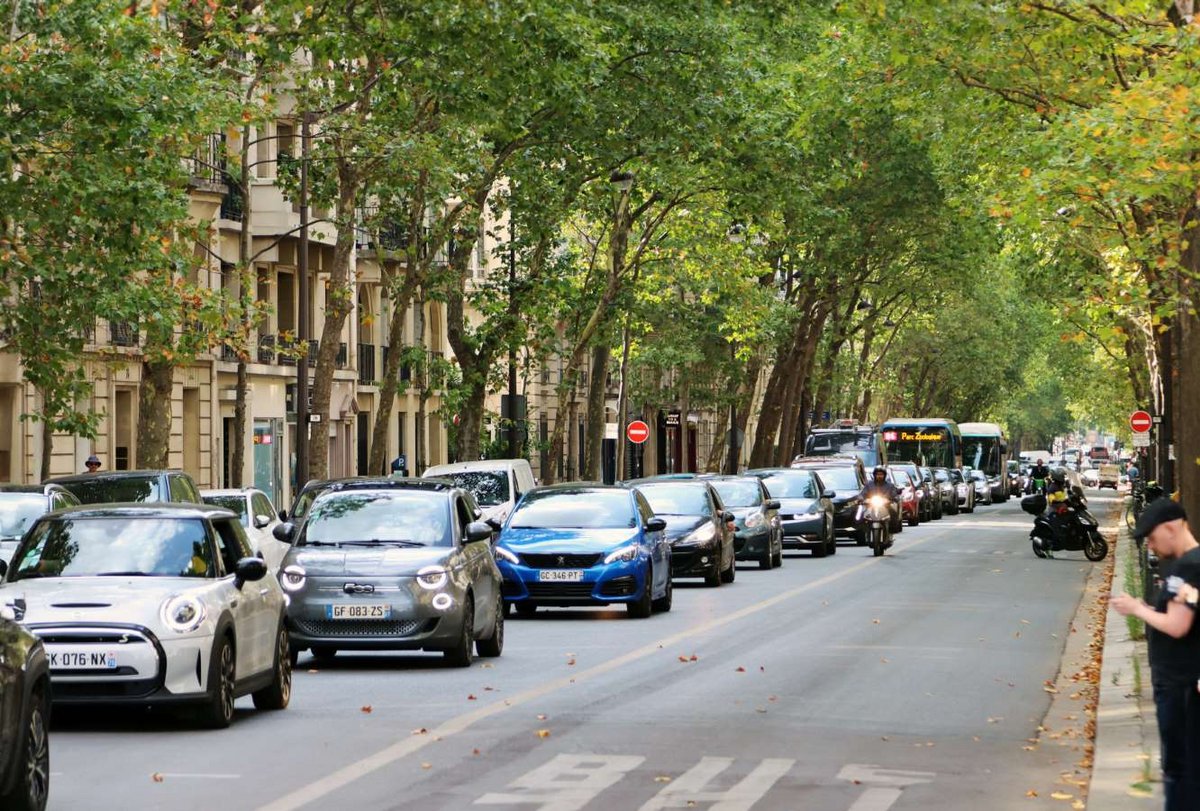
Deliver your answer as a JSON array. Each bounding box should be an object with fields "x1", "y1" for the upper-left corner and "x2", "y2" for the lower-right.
[
  {"x1": 38, "y1": 390, "x2": 52, "y2": 481},
  {"x1": 414, "y1": 293, "x2": 428, "y2": 472},
  {"x1": 748, "y1": 342, "x2": 795, "y2": 468},
  {"x1": 306, "y1": 164, "x2": 359, "y2": 481},
  {"x1": 137, "y1": 359, "x2": 174, "y2": 468},
  {"x1": 366, "y1": 273, "x2": 417, "y2": 474},
  {"x1": 565, "y1": 397, "x2": 579, "y2": 481},
  {"x1": 231, "y1": 122, "x2": 254, "y2": 488},
  {"x1": 583, "y1": 342, "x2": 610, "y2": 480}
]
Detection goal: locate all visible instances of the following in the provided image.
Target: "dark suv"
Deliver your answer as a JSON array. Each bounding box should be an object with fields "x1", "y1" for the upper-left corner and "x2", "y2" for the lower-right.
[
  {"x1": 45, "y1": 470, "x2": 202, "y2": 505},
  {"x1": 0, "y1": 609, "x2": 50, "y2": 811}
]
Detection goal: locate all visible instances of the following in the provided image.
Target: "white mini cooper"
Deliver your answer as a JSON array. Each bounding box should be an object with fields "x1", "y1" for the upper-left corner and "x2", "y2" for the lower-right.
[{"x1": 0, "y1": 504, "x2": 291, "y2": 728}]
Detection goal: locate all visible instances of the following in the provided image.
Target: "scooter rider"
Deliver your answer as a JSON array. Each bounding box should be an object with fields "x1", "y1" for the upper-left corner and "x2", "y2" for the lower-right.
[
  {"x1": 860, "y1": 466, "x2": 899, "y2": 524},
  {"x1": 1027, "y1": 458, "x2": 1051, "y2": 493}
]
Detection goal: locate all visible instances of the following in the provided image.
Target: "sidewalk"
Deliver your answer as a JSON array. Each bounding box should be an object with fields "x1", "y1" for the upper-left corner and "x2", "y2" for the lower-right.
[{"x1": 1088, "y1": 513, "x2": 1161, "y2": 808}]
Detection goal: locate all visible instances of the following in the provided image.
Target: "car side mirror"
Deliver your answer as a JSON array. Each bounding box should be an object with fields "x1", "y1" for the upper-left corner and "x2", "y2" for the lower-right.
[
  {"x1": 485, "y1": 517, "x2": 503, "y2": 532},
  {"x1": 272, "y1": 522, "x2": 295, "y2": 543},
  {"x1": 823, "y1": 490, "x2": 836, "y2": 499},
  {"x1": 234, "y1": 556, "x2": 268, "y2": 589},
  {"x1": 722, "y1": 511, "x2": 735, "y2": 523},
  {"x1": 465, "y1": 521, "x2": 493, "y2": 543},
  {"x1": 645, "y1": 517, "x2": 667, "y2": 533},
  {"x1": 765, "y1": 499, "x2": 780, "y2": 511},
  {"x1": 254, "y1": 514, "x2": 272, "y2": 529},
  {"x1": 0, "y1": 559, "x2": 8, "y2": 579}
]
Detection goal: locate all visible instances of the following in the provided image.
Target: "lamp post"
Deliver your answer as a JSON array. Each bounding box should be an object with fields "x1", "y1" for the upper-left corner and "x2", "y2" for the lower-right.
[
  {"x1": 295, "y1": 111, "x2": 311, "y2": 491},
  {"x1": 507, "y1": 210, "x2": 518, "y2": 460},
  {"x1": 611, "y1": 171, "x2": 634, "y2": 482}
]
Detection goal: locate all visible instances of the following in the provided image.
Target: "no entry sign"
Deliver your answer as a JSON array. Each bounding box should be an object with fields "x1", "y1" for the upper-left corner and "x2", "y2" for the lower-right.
[
  {"x1": 626, "y1": 420, "x2": 650, "y2": 444},
  {"x1": 1129, "y1": 410, "x2": 1153, "y2": 433}
]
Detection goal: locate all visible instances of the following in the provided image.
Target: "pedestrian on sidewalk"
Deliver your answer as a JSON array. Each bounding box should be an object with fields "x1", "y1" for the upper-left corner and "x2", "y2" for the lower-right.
[
  {"x1": 82, "y1": 455, "x2": 101, "y2": 473},
  {"x1": 1112, "y1": 499, "x2": 1200, "y2": 811}
]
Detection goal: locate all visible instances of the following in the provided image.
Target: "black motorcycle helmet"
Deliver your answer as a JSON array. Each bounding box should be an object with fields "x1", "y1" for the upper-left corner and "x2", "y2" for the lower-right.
[
  {"x1": 872, "y1": 466, "x2": 887, "y2": 481},
  {"x1": 1051, "y1": 469, "x2": 1066, "y2": 485}
]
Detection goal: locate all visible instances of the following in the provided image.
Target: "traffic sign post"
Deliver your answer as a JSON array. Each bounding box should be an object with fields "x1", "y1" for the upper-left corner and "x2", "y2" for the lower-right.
[
  {"x1": 1130, "y1": 410, "x2": 1153, "y2": 433},
  {"x1": 1132, "y1": 432, "x2": 1151, "y2": 448},
  {"x1": 626, "y1": 420, "x2": 650, "y2": 445}
]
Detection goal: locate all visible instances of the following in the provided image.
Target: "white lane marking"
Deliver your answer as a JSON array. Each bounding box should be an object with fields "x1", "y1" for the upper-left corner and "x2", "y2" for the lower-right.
[
  {"x1": 256, "y1": 530, "x2": 946, "y2": 811},
  {"x1": 475, "y1": 754, "x2": 644, "y2": 810},
  {"x1": 154, "y1": 773, "x2": 242, "y2": 779},
  {"x1": 838, "y1": 764, "x2": 934, "y2": 811},
  {"x1": 639, "y1": 757, "x2": 794, "y2": 810}
]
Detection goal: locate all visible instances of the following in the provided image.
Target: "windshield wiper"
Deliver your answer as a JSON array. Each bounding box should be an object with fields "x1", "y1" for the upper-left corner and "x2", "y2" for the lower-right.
[
  {"x1": 302, "y1": 540, "x2": 339, "y2": 547},
  {"x1": 340, "y1": 539, "x2": 425, "y2": 547},
  {"x1": 95, "y1": 571, "x2": 154, "y2": 576}
]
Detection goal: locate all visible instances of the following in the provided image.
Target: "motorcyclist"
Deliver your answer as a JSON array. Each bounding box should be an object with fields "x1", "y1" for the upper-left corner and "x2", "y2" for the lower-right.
[
  {"x1": 1043, "y1": 469, "x2": 1072, "y2": 556},
  {"x1": 1027, "y1": 458, "x2": 1051, "y2": 494},
  {"x1": 860, "y1": 466, "x2": 900, "y2": 526}
]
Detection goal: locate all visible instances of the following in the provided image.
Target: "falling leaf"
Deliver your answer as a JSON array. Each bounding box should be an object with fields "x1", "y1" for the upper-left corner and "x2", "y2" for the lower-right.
[
  {"x1": 536, "y1": 729, "x2": 551, "y2": 738},
  {"x1": 152, "y1": 773, "x2": 164, "y2": 783},
  {"x1": 881, "y1": 657, "x2": 890, "y2": 663},
  {"x1": 736, "y1": 666, "x2": 746, "y2": 672},
  {"x1": 755, "y1": 707, "x2": 767, "y2": 713},
  {"x1": 768, "y1": 695, "x2": 778, "y2": 702},
  {"x1": 1014, "y1": 631, "x2": 1022, "y2": 638},
  {"x1": 361, "y1": 705, "x2": 373, "y2": 714}
]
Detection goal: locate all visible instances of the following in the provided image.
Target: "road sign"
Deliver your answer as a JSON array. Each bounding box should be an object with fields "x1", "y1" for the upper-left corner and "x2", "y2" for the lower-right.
[
  {"x1": 1130, "y1": 410, "x2": 1153, "y2": 433},
  {"x1": 626, "y1": 420, "x2": 650, "y2": 444},
  {"x1": 1132, "y1": 432, "x2": 1150, "y2": 448}
]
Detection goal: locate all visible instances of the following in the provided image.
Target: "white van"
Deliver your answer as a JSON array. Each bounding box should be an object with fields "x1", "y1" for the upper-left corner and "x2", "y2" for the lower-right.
[{"x1": 422, "y1": 459, "x2": 537, "y2": 524}]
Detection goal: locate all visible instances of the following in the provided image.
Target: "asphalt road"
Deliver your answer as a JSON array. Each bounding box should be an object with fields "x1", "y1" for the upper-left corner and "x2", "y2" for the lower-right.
[{"x1": 47, "y1": 491, "x2": 1118, "y2": 811}]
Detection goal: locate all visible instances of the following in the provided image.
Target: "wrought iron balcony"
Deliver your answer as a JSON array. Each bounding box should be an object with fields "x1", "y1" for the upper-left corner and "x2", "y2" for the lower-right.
[{"x1": 358, "y1": 343, "x2": 376, "y2": 385}]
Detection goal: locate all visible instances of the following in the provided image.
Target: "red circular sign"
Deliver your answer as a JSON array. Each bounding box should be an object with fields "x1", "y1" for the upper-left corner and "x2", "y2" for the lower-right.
[
  {"x1": 626, "y1": 420, "x2": 650, "y2": 444},
  {"x1": 1130, "y1": 410, "x2": 1153, "y2": 433}
]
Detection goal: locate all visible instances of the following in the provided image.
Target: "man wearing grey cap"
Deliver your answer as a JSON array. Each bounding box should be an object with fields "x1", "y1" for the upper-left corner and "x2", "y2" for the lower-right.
[
  {"x1": 1112, "y1": 498, "x2": 1200, "y2": 810},
  {"x1": 82, "y1": 455, "x2": 101, "y2": 473}
]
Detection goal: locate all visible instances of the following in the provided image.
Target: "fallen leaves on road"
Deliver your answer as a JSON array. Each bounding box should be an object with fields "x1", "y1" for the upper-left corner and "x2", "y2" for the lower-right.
[
  {"x1": 421, "y1": 763, "x2": 432, "y2": 770},
  {"x1": 536, "y1": 729, "x2": 551, "y2": 739},
  {"x1": 411, "y1": 727, "x2": 428, "y2": 735},
  {"x1": 872, "y1": 618, "x2": 881, "y2": 624},
  {"x1": 654, "y1": 775, "x2": 672, "y2": 783},
  {"x1": 472, "y1": 749, "x2": 481, "y2": 756},
  {"x1": 467, "y1": 695, "x2": 477, "y2": 701},
  {"x1": 152, "y1": 773, "x2": 164, "y2": 783},
  {"x1": 537, "y1": 714, "x2": 548, "y2": 721},
  {"x1": 735, "y1": 666, "x2": 746, "y2": 672},
  {"x1": 1026, "y1": 789, "x2": 1038, "y2": 797},
  {"x1": 1049, "y1": 791, "x2": 1073, "y2": 800},
  {"x1": 360, "y1": 705, "x2": 373, "y2": 714}
]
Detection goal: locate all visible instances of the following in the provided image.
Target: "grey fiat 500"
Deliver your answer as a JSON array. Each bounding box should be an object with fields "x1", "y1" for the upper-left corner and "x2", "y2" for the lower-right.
[{"x1": 273, "y1": 479, "x2": 503, "y2": 667}]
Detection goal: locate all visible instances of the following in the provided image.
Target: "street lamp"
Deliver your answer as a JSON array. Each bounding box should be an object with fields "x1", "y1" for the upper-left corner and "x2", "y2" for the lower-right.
[{"x1": 611, "y1": 170, "x2": 635, "y2": 482}]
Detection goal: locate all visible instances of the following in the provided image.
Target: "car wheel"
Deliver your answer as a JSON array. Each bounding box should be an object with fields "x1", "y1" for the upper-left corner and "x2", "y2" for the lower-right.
[
  {"x1": 253, "y1": 624, "x2": 293, "y2": 711},
  {"x1": 514, "y1": 601, "x2": 538, "y2": 618},
  {"x1": 826, "y1": 522, "x2": 837, "y2": 556},
  {"x1": 651, "y1": 572, "x2": 673, "y2": 613},
  {"x1": 720, "y1": 551, "x2": 736, "y2": 583},
  {"x1": 628, "y1": 568, "x2": 653, "y2": 618},
  {"x1": 198, "y1": 635, "x2": 236, "y2": 729},
  {"x1": 758, "y1": 545, "x2": 773, "y2": 569},
  {"x1": 476, "y1": 595, "x2": 505, "y2": 658},
  {"x1": 772, "y1": 546, "x2": 783, "y2": 567},
  {"x1": 855, "y1": 526, "x2": 867, "y2": 546},
  {"x1": 310, "y1": 645, "x2": 338, "y2": 661},
  {"x1": 704, "y1": 558, "x2": 722, "y2": 587},
  {"x1": 443, "y1": 595, "x2": 475, "y2": 667},
  {"x1": 0, "y1": 685, "x2": 49, "y2": 811},
  {"x1": 907, "y1": 508, "x2": 919, "y2": 527}
]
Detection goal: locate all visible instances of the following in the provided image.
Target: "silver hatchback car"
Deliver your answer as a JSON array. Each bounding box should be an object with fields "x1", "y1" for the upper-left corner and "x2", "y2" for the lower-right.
[{"x1": 273, "y1": 478, "x2": 503, "y2": 667}]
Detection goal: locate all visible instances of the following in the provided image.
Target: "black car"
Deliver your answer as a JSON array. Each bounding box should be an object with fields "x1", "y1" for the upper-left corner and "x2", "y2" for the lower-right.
[
  {"x1": 703, "y1": 476, "x2": 783, "y2": 569},
  {"x1": 45, "y1": 469, "x2": 202, "y2": 505},
  {"x1": 787, "y1": 458, "x2": 867, "y2": 544},
  {"x1": 931, "y1": 467, "x2": 958, "y2": 514},
  {"x1": 917, "y1": 467, "x2": 943, "y2": 521},
  {"x1": 0, "y1": 609, "x2": 50, "y2": 811},
  {"x1": 0, "y1": 485, "x2": 80, "y2": 562},
  {"x1": 891, "y1": 462, "x2": 935, "y2": 521},
  {"x1": 746, "y1": 468, "x2": 836, "y2": 557},
  {"x1": 628, "y1": 480, "x2": 737, "y2": 586}
]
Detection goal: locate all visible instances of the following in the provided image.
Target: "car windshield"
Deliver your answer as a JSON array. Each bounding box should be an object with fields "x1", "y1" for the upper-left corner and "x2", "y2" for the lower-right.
[
  {"x1": 202, "y1": 495, "x2": 248, "y2": 526},
  {"x1": 933, "y1": 469, "x2": 949, "y2": 482},
  {"x1": 58, "y1": 476, "x2": 160, "y2": 505},
  {"x1": 890, "y1": 471, "x2": 911, "y2": 487},
  {"x1": 304, "y1": 492, "x2": 450, "y2": 546},
  {"x1": 10, "y1": 517, "x2": 215, "y2": 580},
  {"x1": 509, "y1": 490, "x2": 635, "y2": 529},
  {"x1": 636, "y1": 484, "x2": 711, "y2": 516},
  {"x1": 708, "y1": 480, "x2": 762, "y2": 508},
  {"x1": 816, "y1": 468, "x2": 860, "y2": 491},
  {"x1": 950, "y1": 470, "x2": 964, "y2": 483},
  {"x1": 757, "y1": 472, "x2": 817, "y2": 498},
  {"x1": 436, "y1": 471, "x2": 509, "y2": 506},
  {"x1": 0, "y1": 495, "x2": 47, "y2": 540}
]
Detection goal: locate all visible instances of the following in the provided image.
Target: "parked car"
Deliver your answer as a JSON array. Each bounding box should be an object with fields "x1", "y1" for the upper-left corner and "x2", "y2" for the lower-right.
[
  {"x1": 495, "y1": 484, "x2": 672, "y2": 618},
  {"x1": 786, "y1": 458, "x2": 867, "y2": 544},
  {"x1": 702, "y1": 476, "x2": 783, "y2": 569},
  {"x1": 0, "y1": 606, "x2": 50, "y2": 811},
  {"x1": 931, "y1": 467, "x2": 958, "y2": 514},
  {"x1": 966, "y1": 468, "x2": 994, "y2": 505},
  {"x1": 951, "y1": 468, "x2": 976, "y2": 512},
  {"x1": 745, "y1": 468, "x2": 837, "y2": 557},
  {"x1": 423, "y1": 458, "x2": 537, "y2": 525},
  {"x1": 0, "y1": 485, "x2": 80, "y2": 562},
  {"x1": 1081, "y1": 467, "x2": 1100, "y2": 488},
  {"x1": 201, "y1": 488, "x2": 289, "y2": 571},
  {"x1": 888, "y1": 468, "x2": 920, "y2": 528},
  {"x1": 1006, "y1": 460, "x2": 1023, "y2": 497},
  {"x1": 625, "y1": 479, "x2": 736, "y2": 586},
  {"x1": 45, "y1": 470, "x2": 202, "y2": 505},
  {"x1": 0, "y1": 504, "x2": 290, "y2": 728},
  {"x1": 917, "y1": 467, "x2": 943, "y2": 521},
  {"x1": 888, "y1": 462, "x2": 932, "y2": 522},
  {"x1": 273, "y1": 478, "x2": 503, "y2": 666}
]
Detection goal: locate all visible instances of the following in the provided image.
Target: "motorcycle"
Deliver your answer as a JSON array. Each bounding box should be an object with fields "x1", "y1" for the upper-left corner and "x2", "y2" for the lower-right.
[
  {"x1": 1026, "y1": 477, "x2": 1047, "y2": 496},
  {"x1": 859, "y1": 495, "x2": 894, "y2": 557},
  {"x1": 1021, "y1": 490, "x2": 1108, "y2": 561}
]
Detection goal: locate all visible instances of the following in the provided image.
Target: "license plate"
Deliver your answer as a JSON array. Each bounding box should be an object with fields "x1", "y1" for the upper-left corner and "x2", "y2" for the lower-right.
[
  {"x1": 326, "y1": 603, "x2": 391, "y2": 619},
  {"x1": 538, "y1": 570, "x2": 584, "y2": 582},
  {"x1": 48, "y1": 650, "x2": 118, "y2": 670}
]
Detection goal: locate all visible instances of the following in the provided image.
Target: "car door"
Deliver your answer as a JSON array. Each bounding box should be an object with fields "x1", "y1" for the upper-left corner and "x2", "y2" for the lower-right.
[
  {"x1": 250, "y1": 491, "x2": 288, "y2": 571},
  {"x1": 635, "y1": 493, "x2": 666, "y2": 596},
  {"x1": 454, "y1": 495, "x2": 491, "y2": 633},
  {"x1": 212, "y1": 518, "x2": 273, "y2": 676}
]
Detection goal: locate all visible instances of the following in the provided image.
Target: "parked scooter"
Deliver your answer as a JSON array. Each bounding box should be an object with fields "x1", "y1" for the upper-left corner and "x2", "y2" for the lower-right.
[
  {"x1": 859, "y1": 495, "x2": 894, "y2": 557},
  {"x1": 1021, "y1": 489, "x2": 1108, "y2": 561}
]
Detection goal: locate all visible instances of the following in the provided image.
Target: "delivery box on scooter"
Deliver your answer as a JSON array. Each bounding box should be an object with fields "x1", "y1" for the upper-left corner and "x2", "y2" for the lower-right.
[{"x1": 1020, "y1": 494, "x2": 1047, "y2": 515}]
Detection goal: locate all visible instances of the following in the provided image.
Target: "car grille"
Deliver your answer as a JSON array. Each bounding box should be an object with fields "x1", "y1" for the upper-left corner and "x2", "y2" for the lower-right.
[
  {"x1": 599, "y1": 576, "x2": 637, "y2": 597},
  {"x1": 524, "y1": 583, "x2": 595, "y2": 599},
  {"x1": 291, "y1": 617, "x2": 433, "y2": 638},
  {"x1": 519, "y1": 553, "x2": 603, "y2": 569}
]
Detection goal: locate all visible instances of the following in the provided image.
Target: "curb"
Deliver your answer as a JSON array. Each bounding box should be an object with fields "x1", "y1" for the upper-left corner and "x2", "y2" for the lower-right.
[{"x1": 1087, "y1": 509, "x2": 1161, "y2": 807}]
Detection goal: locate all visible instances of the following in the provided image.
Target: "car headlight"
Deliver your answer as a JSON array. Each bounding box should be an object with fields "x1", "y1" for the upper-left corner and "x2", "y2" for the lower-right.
[
  {"x1": 744, "y1": 512, "x2": 764, "y2": 529},
  {"x1": 682, "y1": 524, "x2": 716, "y2": 545},
  {"x1": 279, "y1": 564, "x2": 307, "y2": 592},
  {"x1": 494, "y1": 546, "x2": 519, "y2": 565},
  {"x1": 868, "y1": 495, "x2": 887, "y2": 509},
  {"x1": 604, "y1": 544, "x2": 640, "y2": 564},
  {"x1": 160, "y1": 595, "x2": 207, "y2": 634},
  {"x1": 416, "y1": 565, "x2": 449, "y2": 590}
]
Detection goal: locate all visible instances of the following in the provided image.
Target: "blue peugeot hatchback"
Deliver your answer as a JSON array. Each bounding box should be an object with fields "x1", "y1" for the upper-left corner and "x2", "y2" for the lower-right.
[{"x1": 495, "y1": 484, "x2": 672, "y2": 618}]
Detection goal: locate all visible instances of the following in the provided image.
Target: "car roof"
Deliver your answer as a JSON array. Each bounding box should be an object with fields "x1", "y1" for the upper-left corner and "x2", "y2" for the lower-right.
[
  {"x1": 423, "y1": 460, "x2": 527, "y2": 474},
  {"x1": 525, "y1": 483, "x2": 630, "y2": 495},
  {"x1": 201, "y1": 488, "x2": 261, "y2": 498},
  {"x1": 45, "y1": 469, "x2": 179, "y2": 485},
  {"x1": 307, "y1": 477, "x2": 456, "y2": 495},
  {"x1": 791, "y1": 457, "x2": 859, "y2": 467},
  {"x1": 42, "y1": 503, "x2": 237, "y2": 520},
  {"x1": 624, "y1": 476, "x2": 708, "y2": 488},
  {"x1": 0, "y1": 484, "x2": 55, "y2": 495}
]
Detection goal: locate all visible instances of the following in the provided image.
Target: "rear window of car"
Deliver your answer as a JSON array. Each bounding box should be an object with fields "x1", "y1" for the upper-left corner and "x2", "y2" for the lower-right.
[
  {"x1": 815, "y1": 468, "x2": 860, "y2": 491},
  {"x1": 435, "y1": 471, "x2": 509, "y2": 506},
  {"x1": 755, "y1": 472, "x2": 817, "y2": 499},
  {"x1": 202, "y1": 495, "x2": 248, "y2": 525},
  {"x1": 58, "y1": 476, "x2": 162, "y2": 505},
  {"x1": 708, "y1": 480, "x2": 763, "y2": 508},
  {"x1": 635, "y1": 484, "x2": 711, "y2": 517},
  {"x1": 509, "y1": 490, "x2": 635, "y2": 529}
]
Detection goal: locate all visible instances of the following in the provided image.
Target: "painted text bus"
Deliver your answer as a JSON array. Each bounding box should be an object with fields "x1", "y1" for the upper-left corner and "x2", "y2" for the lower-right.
[
  {"x1": 879, "y1": 418, "x2": 963, "y2": 470},
  {"x1": 958, "y1": 422, "x2": 1010, "y2": 501}
]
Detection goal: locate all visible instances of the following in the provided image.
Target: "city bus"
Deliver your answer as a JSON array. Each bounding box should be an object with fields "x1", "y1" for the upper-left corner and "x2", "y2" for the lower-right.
[
  {"x1": 958, "y1": 422, "x2": 1010, "y2": 501},
  {"x1": 879, "y1": 418, "x2": 962, "y2": 470}
]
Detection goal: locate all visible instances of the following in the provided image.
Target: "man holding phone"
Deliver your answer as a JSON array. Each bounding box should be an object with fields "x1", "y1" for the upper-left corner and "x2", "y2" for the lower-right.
[{"x1": 1112, "y1": 499, "x2": 1200, "y2": 810}]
